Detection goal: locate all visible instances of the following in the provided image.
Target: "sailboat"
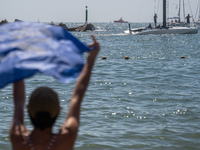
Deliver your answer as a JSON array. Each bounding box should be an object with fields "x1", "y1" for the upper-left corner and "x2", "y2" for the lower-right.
[
  {"x1": 195, "y1": 0, "x2": 200, "y2": 25},
  {"x1": 124, "y1": 0, "x2": 198, "y2": 35},
  {"x1": 168, "y1": 0, "x2": 186, "y2": 27}
]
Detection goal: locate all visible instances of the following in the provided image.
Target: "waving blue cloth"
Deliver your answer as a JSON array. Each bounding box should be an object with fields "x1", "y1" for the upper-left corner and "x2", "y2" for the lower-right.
[{"x1": 0, "y1": 22, "x2": 90, "y2": 88}]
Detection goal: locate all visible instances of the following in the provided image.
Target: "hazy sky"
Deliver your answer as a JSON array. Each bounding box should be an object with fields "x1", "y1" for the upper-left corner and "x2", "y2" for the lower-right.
[{"x1": 1, "y1": 0, "x2": 199, "y2": 23}]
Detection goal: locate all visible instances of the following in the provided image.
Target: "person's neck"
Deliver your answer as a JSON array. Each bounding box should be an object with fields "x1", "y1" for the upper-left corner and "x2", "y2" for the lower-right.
[{"x1": 32, "y1": 127, "x2": 53, "y2": 135}]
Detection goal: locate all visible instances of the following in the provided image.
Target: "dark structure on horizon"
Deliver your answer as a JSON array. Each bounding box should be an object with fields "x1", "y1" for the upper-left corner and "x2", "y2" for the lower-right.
[
  {"x1": 58, "y1": 6, "x2": 95, "y2": 32},
  {"x1": 0, "y1": 6, "x2": 95, "y2": 32}
]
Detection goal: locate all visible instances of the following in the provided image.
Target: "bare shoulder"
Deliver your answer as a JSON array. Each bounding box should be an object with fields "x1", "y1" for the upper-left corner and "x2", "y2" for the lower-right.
[
  {"x1": 59, "y1": 124, "x2": 77, "y2": 139},
  {"x1": 55, "y1": 123, "x2": 78, "y2": 145},
  {"x1": 51, "y1": 128, "x2": 76, "y2": 150}
]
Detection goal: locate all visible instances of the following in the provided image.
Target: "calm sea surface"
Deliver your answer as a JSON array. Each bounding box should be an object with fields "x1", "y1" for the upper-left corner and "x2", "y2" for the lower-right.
[{"x1": 0, "y1": 22, "x2": 200, "y2": 150}]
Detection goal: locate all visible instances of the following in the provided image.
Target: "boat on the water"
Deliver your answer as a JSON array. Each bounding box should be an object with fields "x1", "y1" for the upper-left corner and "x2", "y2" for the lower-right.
[
  {"x1": 195, "y1": 20, "x2": 200, "y2": 25},
  {"x1": 114, "y1": 17, "x2": 128, "y2": 23},
  {"x1": 124, "y1": 26, "x2": 198, "y2": 35},
  {"x1": 124, "y1": 0, "x2": 198, "y2": 35},
  {"x1": 168, "y1": 17, "x2": 186, "y2": 27},
  {"x1": 168, "y1": 0, "x2": 187, "y2": 27},
  {"x1": 168, "y1": 20, "x2": 186, "y2": 27}
]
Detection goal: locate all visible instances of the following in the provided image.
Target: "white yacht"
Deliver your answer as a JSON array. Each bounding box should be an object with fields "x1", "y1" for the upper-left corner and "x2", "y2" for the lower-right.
[
  {"x1": 168, "y1": 0, "x2": 186, "y2": 27},
  {"x1": 124, "y1": 26, "x2": 198, "y2": 35},
  {"x1": 124, "y1": 0, "x2": 198, "y2": 35}
]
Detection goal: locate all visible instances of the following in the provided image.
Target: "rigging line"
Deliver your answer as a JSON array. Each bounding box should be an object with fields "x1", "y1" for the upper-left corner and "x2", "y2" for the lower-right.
[
  {"x1": 179, "y1": 0, "x2": 181, "y2": 21},
  {"x1": 157, "y1": 0, "x2": 160, "y2": 15},
  {"x1": 183, "y1": 0, "x2": 186, "y2": 21},
  {"x1": 187, "y1": 0, "x2": 195, "y2": 22},
  {"x1": 137, "y1": 0, "x2": 143, "y2": 22},
  {"x1": 198, "y1": 0, "x2": 200, "y2": 21},
  {"x1": 195, "y1": 0, "x2": 200, "y2": 19},
  {"x1": 178, "y1": 0, "x2": 181, "y2": 17},
  {"x1": 172, "y1": 1, "x2": 178, "y2": 17},
  {"x1": 187, "y1": 0, "x2": 192, "y2": 15},
  {"x1": 166, "y1": 0, "x2": 169, "y2": 22}
]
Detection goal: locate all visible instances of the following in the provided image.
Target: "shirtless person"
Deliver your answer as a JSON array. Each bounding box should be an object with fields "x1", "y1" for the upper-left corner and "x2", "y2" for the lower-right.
[{"x1": 10, "y1": 35, "x2": 100, "y2": 150}]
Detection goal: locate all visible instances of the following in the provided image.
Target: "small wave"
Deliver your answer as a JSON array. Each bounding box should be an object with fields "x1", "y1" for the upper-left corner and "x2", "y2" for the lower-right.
[
  {"x1": 95, "y1": 29, "x2": 107, "y2": 32},
  {"x1": 111, "y1": 33, "x2": 127, "y2": 36}
]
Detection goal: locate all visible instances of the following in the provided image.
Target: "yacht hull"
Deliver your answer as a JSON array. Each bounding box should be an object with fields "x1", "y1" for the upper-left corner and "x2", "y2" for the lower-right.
[
  {"x1": 195, "y1": 21, "x2": 200, "y2": 25},
  {"x1": 124, "y1": 27, "x2": 198, "y2": 35}
]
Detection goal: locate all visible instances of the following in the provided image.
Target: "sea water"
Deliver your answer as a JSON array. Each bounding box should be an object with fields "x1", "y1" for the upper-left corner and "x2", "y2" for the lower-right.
[{"x1": 0, "y1": 22, "x2": 200, "y2": 150}]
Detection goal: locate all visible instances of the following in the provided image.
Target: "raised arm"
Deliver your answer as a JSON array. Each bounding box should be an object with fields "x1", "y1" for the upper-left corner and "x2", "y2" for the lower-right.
[
  {"x1": 10, "y1": 80, "x2": 26, "y2": 139},
  {"x1": 61, "y1": 35, "x2": 100, "y2": 136}
]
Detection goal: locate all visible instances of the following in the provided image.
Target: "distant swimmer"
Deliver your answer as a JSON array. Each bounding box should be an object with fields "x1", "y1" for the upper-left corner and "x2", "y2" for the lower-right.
[{"x1": 154, "y1": 13, "x2": 158, "y2": 28}]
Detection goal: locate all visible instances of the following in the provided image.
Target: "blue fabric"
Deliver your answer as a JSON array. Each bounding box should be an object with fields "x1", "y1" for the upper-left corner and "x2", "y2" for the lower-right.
[{"x1": 0, "y1": 22, "x2": 90, "y2": 88}]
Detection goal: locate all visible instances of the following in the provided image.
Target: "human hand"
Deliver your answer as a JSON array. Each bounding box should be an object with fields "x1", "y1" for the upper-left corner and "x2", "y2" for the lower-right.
[{"x1": 87, "y1": 35, "x2": 100, "y2": 61}]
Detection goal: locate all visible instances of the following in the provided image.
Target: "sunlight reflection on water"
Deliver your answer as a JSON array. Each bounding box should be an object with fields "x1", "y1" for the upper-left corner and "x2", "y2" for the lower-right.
[{"x1": 0, "y1": 22, "x2": 200, "y2": 149}]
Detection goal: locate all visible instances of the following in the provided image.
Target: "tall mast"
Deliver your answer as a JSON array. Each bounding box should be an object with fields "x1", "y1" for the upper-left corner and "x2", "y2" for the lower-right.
[
  {"x1": 195, "y1": 0, "x2": 200, "y2": 21},
  {"x1": 163, "y1": 0, "x2": 166, "y2": 27},
  {"x1": 183, "y1": 0, "x2": 186, "y2": 21},
  {"x1": 178, "y1": 0, "x2": 181, "y2": 18},
  {"x1": 199, "y1": 1, "x2": 200, "y2": 21}
]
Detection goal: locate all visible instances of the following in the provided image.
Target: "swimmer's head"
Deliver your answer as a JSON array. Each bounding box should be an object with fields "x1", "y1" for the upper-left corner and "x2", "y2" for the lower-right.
[{"x1": 28, "y1": 87, "x2": 60, "y2": 130}]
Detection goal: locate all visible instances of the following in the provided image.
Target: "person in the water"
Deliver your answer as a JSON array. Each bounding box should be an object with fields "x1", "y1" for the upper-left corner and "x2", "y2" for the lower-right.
[{"x1": 10, "y1": 35, "x2": 100, "y2": 150}]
